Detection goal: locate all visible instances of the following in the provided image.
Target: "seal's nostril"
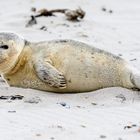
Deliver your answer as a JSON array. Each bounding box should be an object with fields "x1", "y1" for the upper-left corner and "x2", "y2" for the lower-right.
[{"x1": 0, "y1": 45, "x2": 9, "y2": 49}]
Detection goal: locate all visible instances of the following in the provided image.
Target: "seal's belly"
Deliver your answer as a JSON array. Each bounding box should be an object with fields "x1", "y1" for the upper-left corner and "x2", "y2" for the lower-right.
[
  {"x1": 61, "y1": 56, "x2": 123, "y2": 92},
  {"x1": 47, "y1": 50, "x2": 124, "y2": 92}
]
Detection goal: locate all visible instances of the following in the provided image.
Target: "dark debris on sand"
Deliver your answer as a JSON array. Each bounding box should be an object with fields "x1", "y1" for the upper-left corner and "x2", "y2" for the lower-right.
[
  {"x1": 26, "y1": 7, "x2": 85, "y2": 27},
  {"x1": 0, "y1": 95, "x2": 24, "y2": 100}
]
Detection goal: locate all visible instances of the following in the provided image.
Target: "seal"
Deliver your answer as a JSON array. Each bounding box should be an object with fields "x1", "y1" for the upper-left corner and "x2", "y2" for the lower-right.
[{"x1": 0, "y1": 32, "x2": 140, "y2": 93}]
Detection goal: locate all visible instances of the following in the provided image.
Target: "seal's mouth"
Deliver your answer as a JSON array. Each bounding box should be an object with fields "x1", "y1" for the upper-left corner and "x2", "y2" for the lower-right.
[
  {"x1": 0, "y1": 58, "x2": 8, "y2": 64},
  {"x1": 0, "y1": 51, "x2": 20, "y2": 74},
  {"x1": 0, "y1": 58, "x2": 16, "y2": 74},
  {"x1": 0, "y1": 52, "x2": 8, "y2": 63}
]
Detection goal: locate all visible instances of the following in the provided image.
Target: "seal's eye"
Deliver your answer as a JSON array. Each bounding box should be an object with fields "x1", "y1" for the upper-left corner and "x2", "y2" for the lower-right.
[{"x1": 0, "y1": 45, "x2": 9, "y2": 49}]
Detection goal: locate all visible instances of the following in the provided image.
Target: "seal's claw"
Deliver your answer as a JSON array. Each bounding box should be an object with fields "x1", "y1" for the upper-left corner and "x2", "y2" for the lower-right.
[{"x1": 48, "y1": 74, "x2": 66, "y2": 89}]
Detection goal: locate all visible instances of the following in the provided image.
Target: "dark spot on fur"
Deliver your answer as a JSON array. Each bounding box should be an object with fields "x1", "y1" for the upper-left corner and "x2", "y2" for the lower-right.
[
  {"x1": 68, "y1": 79, "x2": 72, "y2": 83},
  {"x1": 85, "y1": 73, "x2": 88, "y2": 78},
  {"x1": 54, "y1": 40, "x2": 68, "y2": 43},
  {"x1": 44, "y1": 78, "x2": 46, "y2": 80},
  {"x1": 59, "y1": 40, "x2": 68, "y2": 43},
  {"x1": 7, "y1": 78, "x2": 10, "y2": 81},
  {"x1": 102, "y1": 62, "x2": 105, "y2": 66}
]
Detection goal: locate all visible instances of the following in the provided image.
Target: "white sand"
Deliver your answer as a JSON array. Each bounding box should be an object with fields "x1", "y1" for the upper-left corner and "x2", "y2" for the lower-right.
[{"x1": 0, "y1": 0, "x2": 140, "y2": 139}]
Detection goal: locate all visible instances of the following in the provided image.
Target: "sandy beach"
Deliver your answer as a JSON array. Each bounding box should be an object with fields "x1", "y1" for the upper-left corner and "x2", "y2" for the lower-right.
[{"x1": 0, "y1": 0, "x2": 140, "y2": 139}]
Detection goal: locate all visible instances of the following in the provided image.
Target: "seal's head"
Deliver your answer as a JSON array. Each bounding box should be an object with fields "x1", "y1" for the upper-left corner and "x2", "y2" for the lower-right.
[{"x1": 0, "y1": 32, "x2": 25, "y2": 74}]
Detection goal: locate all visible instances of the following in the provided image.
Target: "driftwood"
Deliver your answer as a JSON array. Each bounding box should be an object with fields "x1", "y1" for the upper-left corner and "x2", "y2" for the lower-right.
[
  {"x1": 26, "y1": 7, "x2": 85, "y2": 27},
  {"x1": 26, "y1": 15, "x2": 37, "y2": 27}
]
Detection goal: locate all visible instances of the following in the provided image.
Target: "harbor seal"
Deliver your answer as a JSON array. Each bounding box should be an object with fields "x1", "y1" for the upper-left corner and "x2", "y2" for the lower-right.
[{"x1": 0, "y1": 32, "x2": 140, "y2": 93}]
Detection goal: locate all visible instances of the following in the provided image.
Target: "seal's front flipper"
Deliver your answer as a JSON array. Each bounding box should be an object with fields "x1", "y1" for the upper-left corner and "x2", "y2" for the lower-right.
[{"x1": 34, "y1": 59, "x2": 66, "y2": 89}]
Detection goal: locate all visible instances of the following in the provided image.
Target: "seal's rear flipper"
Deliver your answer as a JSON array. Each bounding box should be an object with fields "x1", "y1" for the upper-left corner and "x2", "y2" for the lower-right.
[{"x1": 129, "y1": 66, "x2": 140, "y2": 90}]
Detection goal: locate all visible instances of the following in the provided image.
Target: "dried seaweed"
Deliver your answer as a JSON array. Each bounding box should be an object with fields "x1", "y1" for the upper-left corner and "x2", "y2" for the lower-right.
[
  {"x1": 26, "y1": 7, "x2": 85, "y2": 27},
  {"x1": 26, "y1": 15, "x2": 37, "y2": 27},
  {"x1": 35, "y1": 7, "x2": 85, "y2": 21}
]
